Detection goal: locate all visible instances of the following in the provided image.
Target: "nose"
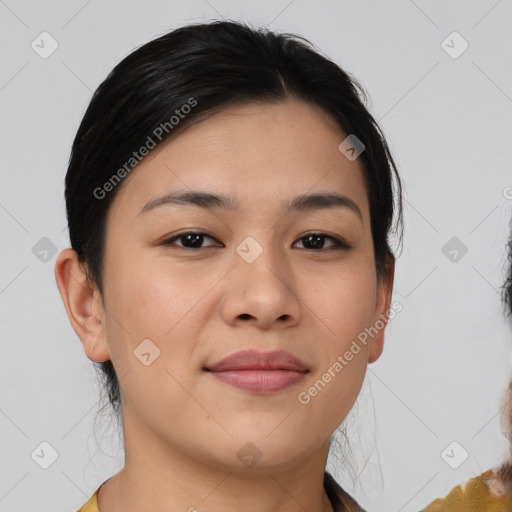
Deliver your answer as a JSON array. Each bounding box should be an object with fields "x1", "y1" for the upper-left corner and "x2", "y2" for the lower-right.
[{"x1": 219, "y1": 246, "x2": 302, "y2": 331}]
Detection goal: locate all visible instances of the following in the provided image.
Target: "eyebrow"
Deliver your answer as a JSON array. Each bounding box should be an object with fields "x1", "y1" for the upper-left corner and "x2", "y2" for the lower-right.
[{"x1": 138, "y1": 190, "x2": 363, "y2": 222}]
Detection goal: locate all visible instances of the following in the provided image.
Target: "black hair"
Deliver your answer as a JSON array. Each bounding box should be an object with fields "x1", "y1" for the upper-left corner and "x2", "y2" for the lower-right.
[
  {"x1": 63, "y1": 20, "x2": 404, "y2": 476},
  {"x1": 503, "y1": 219, "x2": 512, "y2": 318}
]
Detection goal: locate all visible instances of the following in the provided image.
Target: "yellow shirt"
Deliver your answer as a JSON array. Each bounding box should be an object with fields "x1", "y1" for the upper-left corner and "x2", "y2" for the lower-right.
[
  {"x1": 420, "y1": 469, "x2": 512, "y2": 512},
  {"x1": 76, "y1": 471, "x2": 366, "y2": 511},
  {"x1": 76, "y1": 487, "x2": 100, "y2": 512},
  {"x1": 76, "y1": 468, "x2": 512, "y2": 511}
]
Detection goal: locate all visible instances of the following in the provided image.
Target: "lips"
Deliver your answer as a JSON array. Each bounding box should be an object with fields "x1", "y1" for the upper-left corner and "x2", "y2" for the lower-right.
[
  {"x1": 204, "y1": 349, "x2": 310, "y2": 394},
  {"x1": 205, "y1": 349, "x2": 309, "y2": 373}
]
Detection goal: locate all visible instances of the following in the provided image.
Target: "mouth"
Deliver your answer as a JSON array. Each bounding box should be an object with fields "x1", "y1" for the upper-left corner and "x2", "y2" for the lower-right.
[
  {"x1": 206, "y1": 369, "x2": 308, "y2": 393},
  {"x1": 204, "y1": 349, "x2": 310, "y2": 394}
]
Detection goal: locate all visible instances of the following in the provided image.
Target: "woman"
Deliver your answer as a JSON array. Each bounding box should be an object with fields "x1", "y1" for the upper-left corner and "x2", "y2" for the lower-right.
[{"x1": 55, "y1": 20, "x2": 403, "y2": 511}]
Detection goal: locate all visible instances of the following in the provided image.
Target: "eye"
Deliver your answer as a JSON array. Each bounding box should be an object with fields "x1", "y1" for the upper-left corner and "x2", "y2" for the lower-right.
[
  {"x1": 162, "y1": 231, "x2": 219, "y2": 250},
  {"x1": 293, "y1": 232, "x2": 350, "y2": 251},
  {"x1": 162, "y1": 231, "x2": 350, "y2": 251}
]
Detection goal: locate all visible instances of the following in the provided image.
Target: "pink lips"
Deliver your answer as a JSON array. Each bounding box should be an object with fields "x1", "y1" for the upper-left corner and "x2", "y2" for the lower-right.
[{"x1": 205, "y1": 349, "x2": 309, "y2": 394}]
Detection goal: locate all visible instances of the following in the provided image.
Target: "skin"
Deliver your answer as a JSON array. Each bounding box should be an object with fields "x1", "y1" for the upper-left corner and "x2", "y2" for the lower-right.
[{"x1": 55, "y1": 97, "x2": 394, "y2": 512}]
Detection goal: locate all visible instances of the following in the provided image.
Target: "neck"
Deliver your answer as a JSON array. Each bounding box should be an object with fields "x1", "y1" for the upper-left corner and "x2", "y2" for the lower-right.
[{"x1": 97, "y1": 412, "x2": 335, "y2": 512}]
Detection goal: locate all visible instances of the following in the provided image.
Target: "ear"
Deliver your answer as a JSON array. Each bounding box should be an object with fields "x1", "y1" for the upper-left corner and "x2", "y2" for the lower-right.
[
  {"x1": 54, "y1": 248, "x2": 111, "y2": 363},
  {"x1": 368, "y1": 254, "x2": 395, "y2": 364}
]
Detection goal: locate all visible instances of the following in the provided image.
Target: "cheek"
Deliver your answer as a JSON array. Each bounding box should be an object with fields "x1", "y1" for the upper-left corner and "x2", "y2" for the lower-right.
[
  {"x1": 299, "y1": 279, "x2": 374, "y2": 429},
  {"x1": 106, "y1": 250, "x2": 206, "y2": 337},
  {"x1": 301, "y1": 267, "x2": 376, "y2": 410},
  {"x1": 102, "y1": 250, "x2": 220, "y2": 400},
  {"x1": 304, "y1": 264, "x2": 377, "y2": 341},
  {"x1": 296, "y1": 338, "x2": 368, "y2": 439},
  {"x1": 101, "y1": 254, "x2": 206, "y2": 418}
]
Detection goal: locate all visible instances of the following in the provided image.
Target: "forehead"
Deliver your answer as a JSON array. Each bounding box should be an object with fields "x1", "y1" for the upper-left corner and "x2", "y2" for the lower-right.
[{"x1": 107, "y1": 98, "x2": 369, "y2": 222}]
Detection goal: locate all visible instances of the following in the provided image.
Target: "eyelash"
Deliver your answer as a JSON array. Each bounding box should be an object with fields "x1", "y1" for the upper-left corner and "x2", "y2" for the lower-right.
[{"x1": 161, "y1": 231, "x2": 351, "y2": 251}]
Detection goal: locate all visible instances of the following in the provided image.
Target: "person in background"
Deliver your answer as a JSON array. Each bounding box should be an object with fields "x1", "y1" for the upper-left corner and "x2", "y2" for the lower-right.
[{"x1": 421, "y1": 222, "x2": 512, "y2": 511}]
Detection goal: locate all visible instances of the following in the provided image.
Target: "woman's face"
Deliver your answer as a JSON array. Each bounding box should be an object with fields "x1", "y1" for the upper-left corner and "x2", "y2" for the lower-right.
[{"x1": 62, "y1": 98, "x2": 393, "y2": 472}]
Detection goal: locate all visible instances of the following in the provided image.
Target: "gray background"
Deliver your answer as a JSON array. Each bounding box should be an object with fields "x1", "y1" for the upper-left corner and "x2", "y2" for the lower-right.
[{"x1": 1, "y1": 0, "x2": 512, "y2": 510}]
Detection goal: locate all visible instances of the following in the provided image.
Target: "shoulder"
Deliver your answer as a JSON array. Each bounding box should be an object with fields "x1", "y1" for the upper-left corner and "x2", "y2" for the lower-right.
[
  {"x1": 420, "y1": 468, "x2": 512, "y2": 512},
  {"x1": 78, "y1": 476, "x2": 366, "y2": 511}
]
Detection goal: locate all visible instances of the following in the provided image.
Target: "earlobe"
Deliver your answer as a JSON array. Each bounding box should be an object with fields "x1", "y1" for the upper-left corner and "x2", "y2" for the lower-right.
[
  {"x1": 54, "y1": 248, "x2": 111, "y2": 362},
  {"x1": 368, "y1": 255, "x2": 395, "y2": 364}
]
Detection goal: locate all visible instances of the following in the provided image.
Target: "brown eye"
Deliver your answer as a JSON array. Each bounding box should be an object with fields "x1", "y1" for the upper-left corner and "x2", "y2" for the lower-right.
[
  {"x1": 293, "y1": 233, "x2": 350, "y2": 251},
  {"x1": 162, "y1": 232, "x2": 219, "y2": 249},
  {"x1": 162, "y1": 231, "x2": 350, "y2": 251}
]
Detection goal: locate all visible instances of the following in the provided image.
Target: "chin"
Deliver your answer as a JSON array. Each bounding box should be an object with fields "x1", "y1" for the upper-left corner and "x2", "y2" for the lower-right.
[{"x1": 207, "y1": 432, "x2": 318, "y2": 473}]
